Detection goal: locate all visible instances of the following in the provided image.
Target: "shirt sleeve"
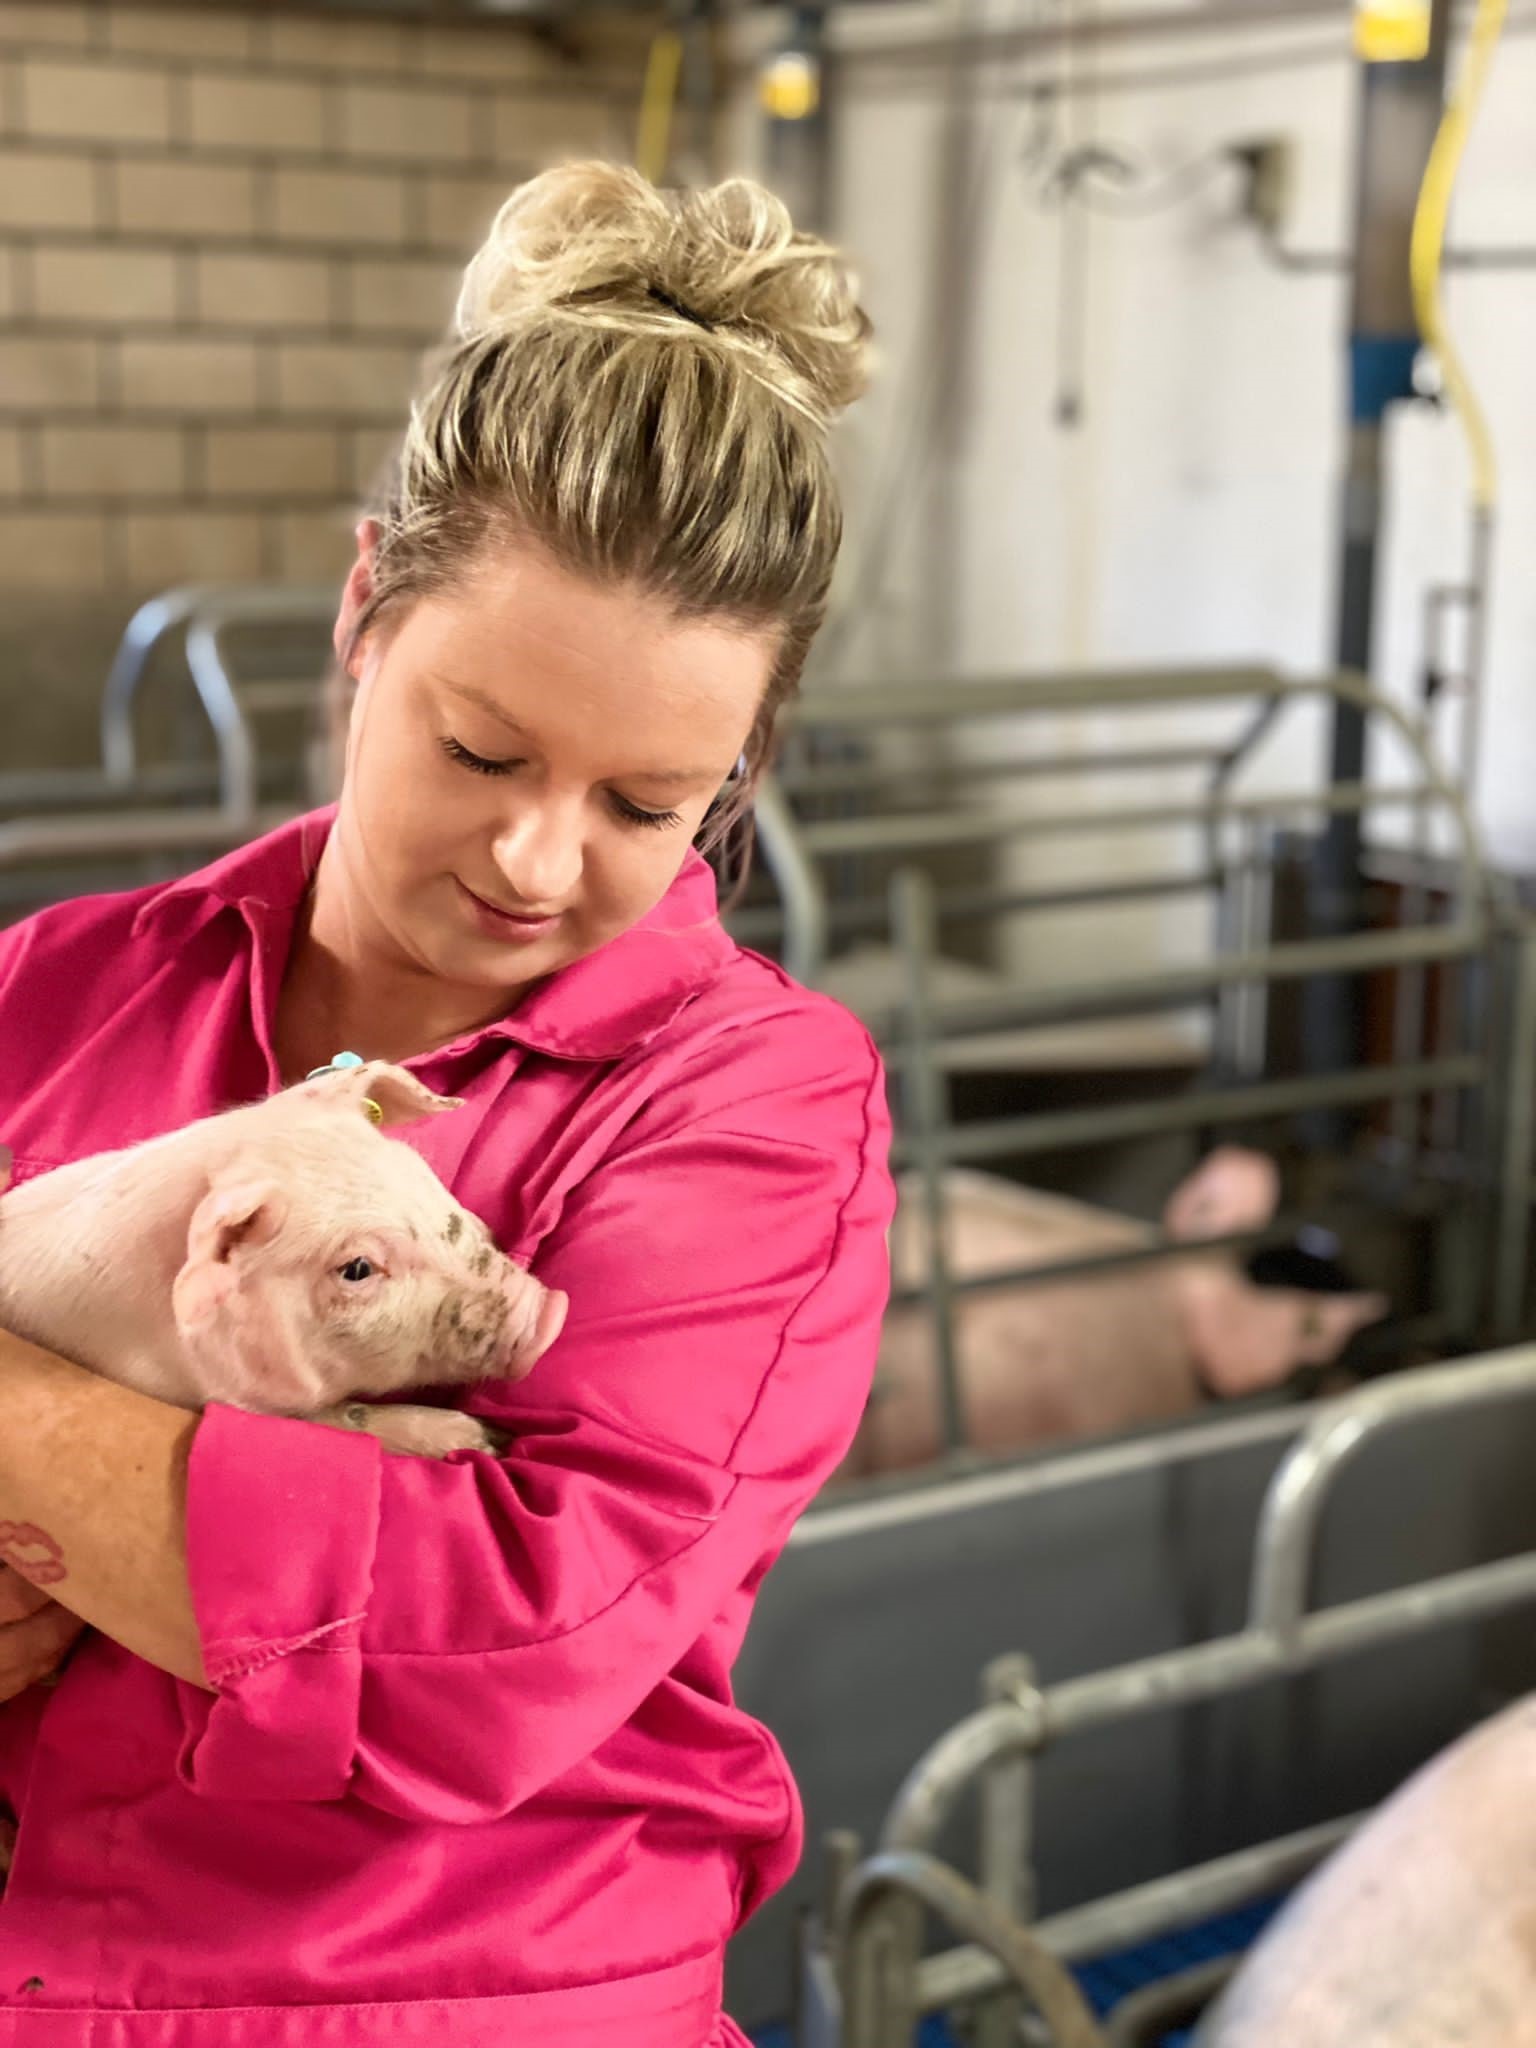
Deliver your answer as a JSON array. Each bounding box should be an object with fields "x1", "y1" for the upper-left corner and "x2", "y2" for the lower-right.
[{"x1": 174, "y1": 1005, "x2": 893, "y2": 1820}]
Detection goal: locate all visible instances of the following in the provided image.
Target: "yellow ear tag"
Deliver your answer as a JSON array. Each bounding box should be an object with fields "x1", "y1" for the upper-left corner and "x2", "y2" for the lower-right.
[{"x1": 362, "y1": 1097, "x2": 384, "y2": 1127}]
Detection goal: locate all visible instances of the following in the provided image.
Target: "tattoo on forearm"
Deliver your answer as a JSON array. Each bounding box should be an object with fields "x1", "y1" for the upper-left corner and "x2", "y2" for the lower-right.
[{"x1": 0, "y1": 1522, "x2": 66, "y2": 1587}]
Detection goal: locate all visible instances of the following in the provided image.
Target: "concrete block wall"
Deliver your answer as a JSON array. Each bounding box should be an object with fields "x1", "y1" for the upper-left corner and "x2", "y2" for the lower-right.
[{"x1": 0, "y1": 1, "x2": 638, "y2": 602}]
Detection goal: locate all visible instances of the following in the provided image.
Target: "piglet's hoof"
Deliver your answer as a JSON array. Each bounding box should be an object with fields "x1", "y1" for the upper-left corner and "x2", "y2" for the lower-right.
[{"x1": 327, "y1": 1403, "x2": 509, "y2": 1459}]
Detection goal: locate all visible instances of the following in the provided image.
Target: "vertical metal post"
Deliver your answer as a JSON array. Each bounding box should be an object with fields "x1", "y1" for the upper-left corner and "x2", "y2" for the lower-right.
[
  {"x1": 762, "y1": 4, "x2": 830, "y2": 234},
  {"x1": 822, "y1": 1830, "x2": 863, "y2": 1931},
  {"x1": 975, "y1": 1653, "x2": 1040, "y2": 2048},
  {"x1": 1431, "y1": 513, "x2": 1497, "y2": 1160},
  {"x1": 753, "y1": 774, "x2": 830, "y2": 989},
  {"x1": 1303, "y1": 0, "x2": 1451, "y2": 1144},
  {"x1": 920, "y1": 0, "x2": 983, "y2": 675},
  {"x1": 892, "y1": 868, "x2": 969, "y2": 1458},
  {"x1": 1493, "y1": 920, "x2": 1536, "y2": 1341},
  {"x1": 840, "y1": 1889, "x2": 923, "y2": 2048},
  {"x1": 798, "y1": 1833, "x2": 862, "y2": 2048}
]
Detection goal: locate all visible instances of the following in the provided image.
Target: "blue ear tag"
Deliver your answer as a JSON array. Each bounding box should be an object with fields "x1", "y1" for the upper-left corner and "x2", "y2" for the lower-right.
[
  {"x1": 305, "y1": 1050, "x2": 383, "y2": 1124},
  {"x1": 305, "y1": 1049, "x2": 367, "y2": 1081}
]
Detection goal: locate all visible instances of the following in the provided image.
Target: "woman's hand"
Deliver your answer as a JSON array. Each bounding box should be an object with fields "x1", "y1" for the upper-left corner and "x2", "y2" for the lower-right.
[{"x1": 0, "y1": 1565, "x2": 85, "y2": 1704}]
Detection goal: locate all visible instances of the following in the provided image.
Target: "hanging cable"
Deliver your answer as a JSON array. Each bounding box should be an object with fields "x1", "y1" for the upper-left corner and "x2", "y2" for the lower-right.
[
  {"x1": 1407, "y1": 0, "x2": 1507, "y2": 822},
  {"x1": 1409, "y1": 0, "x2": 1506, "y2": 513},
  {"x1": 636, "y1": 19, "x2": 684, "y2": 184}
]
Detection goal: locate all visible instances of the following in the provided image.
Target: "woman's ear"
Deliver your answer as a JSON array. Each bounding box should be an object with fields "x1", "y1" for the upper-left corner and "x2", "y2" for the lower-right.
[{"x1": 333, "y1": 518, "x2": 383, "y2": 676}]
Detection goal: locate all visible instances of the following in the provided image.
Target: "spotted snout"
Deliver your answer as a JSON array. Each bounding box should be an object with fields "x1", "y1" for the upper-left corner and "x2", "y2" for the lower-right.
[{"x1": 430, "y1": 1281, "x2": 514, "y2": 1377}]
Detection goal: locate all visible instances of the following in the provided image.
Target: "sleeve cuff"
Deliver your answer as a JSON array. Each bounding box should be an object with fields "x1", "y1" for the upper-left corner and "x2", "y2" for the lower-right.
[{"x1": 175, "y1": 1404, "x2": 383, "y2": 1802}]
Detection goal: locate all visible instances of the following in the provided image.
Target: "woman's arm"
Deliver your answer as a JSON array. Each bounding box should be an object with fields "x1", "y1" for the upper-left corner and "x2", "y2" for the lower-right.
[
  {"x1": 168, "y1": 1010, "x2": 893, "y2": 1826},
  {"x1": 0, "y1": 1329, "x2": 211, "y2": 1690}
]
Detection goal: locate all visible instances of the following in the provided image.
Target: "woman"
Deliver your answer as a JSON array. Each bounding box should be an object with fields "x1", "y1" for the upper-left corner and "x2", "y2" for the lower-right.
[{"x1": 0, "y1": 163, "x2": 892, "y2": 2046}]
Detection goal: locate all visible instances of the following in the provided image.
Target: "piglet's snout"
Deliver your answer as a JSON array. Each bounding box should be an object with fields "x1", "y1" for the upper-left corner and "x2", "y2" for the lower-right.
[{"x1": 497, "y1": 1271, "x2": 568, "y2": 1380}]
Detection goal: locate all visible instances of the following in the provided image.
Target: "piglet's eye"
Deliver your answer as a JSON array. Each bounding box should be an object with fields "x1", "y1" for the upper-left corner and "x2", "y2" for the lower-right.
[{"x1": 339, "y1": 1258, "x2": 375, "y2": 1283}]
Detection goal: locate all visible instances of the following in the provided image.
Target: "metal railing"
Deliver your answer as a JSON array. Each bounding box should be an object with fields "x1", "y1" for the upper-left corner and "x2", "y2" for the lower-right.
[
  {"x1": 750, "y1": 666, "x2": 1536, "y2": 1471},
  {"x1": 759, "y1": 665, "x2": 1489, "y2": 988},
  {"x1": 0, "y1": 584, "x2": 335, "y2": 922},
  {"x1": 98, "y1": 582, "x2": 335, "y2": 817},
  {"x1": 802, "y1": 1343, "x2": 1536, "y2": 2045}
]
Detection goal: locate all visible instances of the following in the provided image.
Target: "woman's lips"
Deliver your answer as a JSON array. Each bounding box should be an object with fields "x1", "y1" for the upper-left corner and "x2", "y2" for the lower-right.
[{"x1": 456, "y1": 879, "x2": 563, "y2": 944}]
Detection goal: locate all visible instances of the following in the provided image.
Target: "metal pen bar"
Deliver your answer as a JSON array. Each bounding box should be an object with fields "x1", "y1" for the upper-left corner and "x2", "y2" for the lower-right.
[
  {"x1": 726, "y1": 867, "x2": 1228, "y2": 947},
  {"x1": 791, "y1": 669, "x2": 1485, "y2": 908},
  {"x1": 1051, "y1": 1550, "x2": 1536, "y2": 1737},
  {"x1": 1389, "y1": 667, "x2": 1441, "y2": 1161},
  {"x1": 0, "y1": 762, "x2": 223, "y2": 814},
  {"x1": 883, "y1": 1219, "x2": 1304, "y2": 1309},
  {"x1": 0, "y1": 807, "x2": 294, "y2": 867},
  {"x1": 978, "y1": 1654, "x2": 1040, "y2": 2039},
  {"x1": 837, "y1": 1853, "x2": 1106, "y2": 2048},
  {"x1": 1246, "y1": 1344, "x2": 1536, "y2": 1641},
  {"x1": 882, "y1": 1547, "x2": 1536, "y2": 1909},
  {"x1": 237, "y1": 679, "x2": 325, "y2": 718},
  {"x1": 779, "y1": 743, "x2": 1225, "y2": 798},
  {"x1": 183, "y1": 614, "x2": 259, "y2": 818},
  {"x1": 752, "y1": 773, "x2": 829, "y2": 987},
  {"x1": 976, "y1": 1655, "x2": 1038, "y2": 2048},
  {"x1": 802, "y1": 1320, "x2": 1453, "y2": 1549},
  {"x1": 768, "y1": 668, "x2": 1488, "y2": 994},
  {"x1": 979, "y1": 1653, "x2": 1037, "y2": 1923},
  {"x1": 99, "y1": 583, "x2": 334, "y2": 806},
  {"x1": 917, "y1": 1817, "x2": 1356, "y2": 2011},
  {"x1": 0, "y1": 866, "x2": 206, "y2": 913},
  {"x1": 880, "y1": 1350, "x2": 1536, "y2": 1866},
  {"x1": 868, "y1": 925, "x2": 1484, "y2": 1044},
  {"x1": 887, "y1": 1057, "x2": 1483, "y2": 1169},
  {"x1": 787, "y1": 666, "x2": 1287, "y2": 727},
  {"x1": 99, "y1": 586, "x2": 221, "y2": 790},
  {"x1": 892, "y1": 872, "x2": 968, "y2": 1457},
  {"x1": 798, "y1": 782, "x2": 1438, "y2": 861},
  {"x1": 1103, "y1": 1958, "x2": 1241, "y2": 2048},
  {"x1": 1493, "y1": 923, "x2": 1536, "y2": 1338}
]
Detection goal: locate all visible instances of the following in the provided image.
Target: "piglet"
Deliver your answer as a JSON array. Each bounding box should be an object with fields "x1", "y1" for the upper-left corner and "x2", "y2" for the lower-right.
[
  {"x1": 0, "y1": 1060, "x2": 568, "y2": 1458},
  {"x1": 0, "y1": 1062, "x2": 566, "y2": 1882}
]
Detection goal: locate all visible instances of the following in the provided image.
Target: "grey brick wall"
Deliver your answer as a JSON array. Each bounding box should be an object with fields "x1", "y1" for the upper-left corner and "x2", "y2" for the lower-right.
[{"x1": 0, "y1": 0, "x2": 637, "y2": 598}]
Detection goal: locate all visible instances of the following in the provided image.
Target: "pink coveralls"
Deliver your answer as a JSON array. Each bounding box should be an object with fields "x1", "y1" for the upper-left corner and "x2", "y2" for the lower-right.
[{"x1": 0, "y1": 808, "x2": 894, "y2": 2045}]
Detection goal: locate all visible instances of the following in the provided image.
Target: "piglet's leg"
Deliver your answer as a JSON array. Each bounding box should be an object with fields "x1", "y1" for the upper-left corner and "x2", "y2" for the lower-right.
[
  {"x1": 310, "y1": 1402, "x2": 509, "y2": 1459},
  {"x1": 0, "y1": 1813, "x2": 15, "y2": 1883}
]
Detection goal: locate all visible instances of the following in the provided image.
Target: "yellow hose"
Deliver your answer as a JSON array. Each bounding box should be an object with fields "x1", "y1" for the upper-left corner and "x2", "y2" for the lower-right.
[
  {"x1": 1408, "y1": 0, "x2": 1508, "y2": 510},
  {"x1": 636, "y1": 26, "x2": 684, "y2": 185}
]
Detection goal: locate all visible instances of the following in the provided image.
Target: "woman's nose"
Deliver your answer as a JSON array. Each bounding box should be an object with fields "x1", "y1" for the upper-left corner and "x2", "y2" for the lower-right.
[{"x1": 491, "y1": 802, "x2": 584, "y2": 908}]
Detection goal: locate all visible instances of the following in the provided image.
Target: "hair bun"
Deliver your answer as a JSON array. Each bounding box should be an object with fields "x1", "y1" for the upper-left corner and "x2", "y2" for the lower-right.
[{"x1": 455, "y1": 160, "x2": 871, "y2": 427}]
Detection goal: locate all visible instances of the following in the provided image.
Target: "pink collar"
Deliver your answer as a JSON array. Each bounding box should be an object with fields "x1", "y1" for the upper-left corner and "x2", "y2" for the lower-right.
[{"x1": 132, "y1": 806, "x2": 736, "y2": 1063}]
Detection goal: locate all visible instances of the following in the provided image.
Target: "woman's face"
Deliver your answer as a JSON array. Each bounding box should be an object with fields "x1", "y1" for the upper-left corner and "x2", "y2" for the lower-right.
[{"x1": 330, "y1": 528, "x2": 773, "y2": 999}]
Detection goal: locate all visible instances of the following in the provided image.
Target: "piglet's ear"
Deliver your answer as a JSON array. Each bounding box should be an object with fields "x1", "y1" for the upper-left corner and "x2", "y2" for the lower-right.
[
  {"x1": 295, "y1": 1061, "x2": 463, "y2": 1128},
  {"x1": 187, "y1": 1177, "x2": 288, "y2": 1266},
  {"x1": 172, "y1": 1177, "x2": 287, "y2": 1334}
]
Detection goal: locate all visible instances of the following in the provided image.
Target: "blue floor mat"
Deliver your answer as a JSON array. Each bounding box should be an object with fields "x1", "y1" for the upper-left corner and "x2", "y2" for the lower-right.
[
  {"x1": 750, "y1": 1891, "x2": 1287, "y2": 2046},
  {"x1": 1074, "y1": 1892, "x2": 1285, "y2": 2019}
]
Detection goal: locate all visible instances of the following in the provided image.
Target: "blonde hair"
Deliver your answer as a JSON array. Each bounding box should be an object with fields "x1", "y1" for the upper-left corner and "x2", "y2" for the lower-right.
[{"x1": 350, "y1": 160, "x2": 872, "y2": 873}]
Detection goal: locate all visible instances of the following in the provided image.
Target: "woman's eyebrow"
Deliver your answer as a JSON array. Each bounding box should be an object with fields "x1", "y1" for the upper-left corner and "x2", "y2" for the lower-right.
[
  {"x1": 435, "y1": 676, "x2": 722, "y2": 787},
  {"x1": 437, "y1": 677, "x2": 530, "y2": 733}
]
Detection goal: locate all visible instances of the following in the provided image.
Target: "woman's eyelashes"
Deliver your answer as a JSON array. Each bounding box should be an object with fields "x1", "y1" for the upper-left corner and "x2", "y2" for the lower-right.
[
  {"x1": 610, "y1": 793, "x2": 684, "y2": 832},
  {"x1": 439, "y1": 735, "x2": 516, "y2": 778},
  {"x1": 437, "y1": 735, "x2": 683, "y2": 831}
]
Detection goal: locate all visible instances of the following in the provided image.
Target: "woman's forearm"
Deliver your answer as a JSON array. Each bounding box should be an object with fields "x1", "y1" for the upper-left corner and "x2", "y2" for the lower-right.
[{"x1": 0, "y1": 1331, "x2": 211, "y2": 1689}]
